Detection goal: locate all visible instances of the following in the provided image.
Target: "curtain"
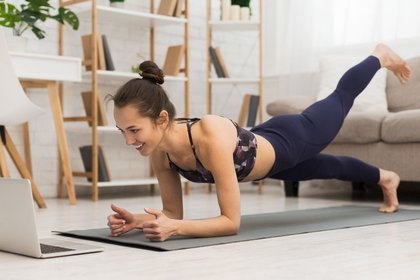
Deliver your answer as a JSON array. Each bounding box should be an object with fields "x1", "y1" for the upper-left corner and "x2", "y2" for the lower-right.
[{"x1": 264, "y1": 0, "x2": 420, "y2": 95}]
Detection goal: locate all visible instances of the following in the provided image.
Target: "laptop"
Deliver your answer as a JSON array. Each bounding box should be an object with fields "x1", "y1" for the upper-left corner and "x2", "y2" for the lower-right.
[{"x1": 0, "y1": 178, "x2": 104, "y2": 258}]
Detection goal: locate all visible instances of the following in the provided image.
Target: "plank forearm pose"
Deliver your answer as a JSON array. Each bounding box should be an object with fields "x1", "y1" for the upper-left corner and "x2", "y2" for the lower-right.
[{"x1": 107, "y1": 44, "x2": 411, "y2": 242}]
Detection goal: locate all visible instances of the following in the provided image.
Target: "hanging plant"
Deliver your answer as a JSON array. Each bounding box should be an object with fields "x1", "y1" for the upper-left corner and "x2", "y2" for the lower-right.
[{"x1": 0, "y1": 0, "x2": 79, "y2": 39}]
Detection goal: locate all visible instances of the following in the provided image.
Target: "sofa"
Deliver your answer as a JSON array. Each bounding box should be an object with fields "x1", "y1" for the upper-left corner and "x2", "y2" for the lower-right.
[{"x1": 266, "y1": 56, "x2": 420, "y2": 197}]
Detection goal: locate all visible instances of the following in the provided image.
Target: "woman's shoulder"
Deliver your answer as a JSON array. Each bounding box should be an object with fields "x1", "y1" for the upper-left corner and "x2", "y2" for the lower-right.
[
  {"x1": 194, "y1": 115, "x2": 237, "y2": 163},
  {"x1": 200, "y1": 115, "x2": 232, "y2": 131},
  {"x1": 197, "y1": 115, "x2": 237, "y2": 142}
]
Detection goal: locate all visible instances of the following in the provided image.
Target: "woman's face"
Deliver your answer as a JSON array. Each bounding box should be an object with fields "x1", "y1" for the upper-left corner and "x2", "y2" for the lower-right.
[{"x1": 114, "y1": 105, "x2": 164, "y2": 156}]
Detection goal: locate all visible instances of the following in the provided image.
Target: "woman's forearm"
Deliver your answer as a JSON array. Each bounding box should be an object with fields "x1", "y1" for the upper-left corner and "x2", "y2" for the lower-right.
[{"x1": 175, "y1": 215, "x2": 240, "y2": 237}]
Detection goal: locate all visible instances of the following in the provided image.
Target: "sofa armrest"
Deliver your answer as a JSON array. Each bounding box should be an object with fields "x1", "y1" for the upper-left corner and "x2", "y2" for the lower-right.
[{"x1": 266, "y1": 96, "x2": 316, "y2": 116}]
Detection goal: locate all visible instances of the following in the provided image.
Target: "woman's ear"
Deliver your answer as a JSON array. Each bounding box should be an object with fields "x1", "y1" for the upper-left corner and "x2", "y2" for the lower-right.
[{"x1": 157, "y1": 110, "x2": 169, "y2": 126}]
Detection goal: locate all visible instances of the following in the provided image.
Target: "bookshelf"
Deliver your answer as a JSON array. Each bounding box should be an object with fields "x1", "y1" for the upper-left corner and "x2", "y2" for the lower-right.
[
  {"x1": 206, "y1": 0, "x2": 263, "y2": 122},
  {"x1": 58, "y1": 0, "x2": 190, "y2": 201},
  {"x1": 206, "y1": 0, "x2": 263, "y2": 193}
]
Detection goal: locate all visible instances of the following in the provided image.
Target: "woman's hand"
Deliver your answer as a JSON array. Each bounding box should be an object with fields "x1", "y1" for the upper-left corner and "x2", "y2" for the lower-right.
[
  {"x1": 142, "y1": 208, "x2": 179, "y2": 242},
  {"x1": 107, "y1": 204, "x2": 138, "y2": 236}
]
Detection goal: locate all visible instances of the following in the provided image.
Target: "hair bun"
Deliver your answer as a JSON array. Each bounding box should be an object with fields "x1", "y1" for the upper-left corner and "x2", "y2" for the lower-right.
[{"x1": 138, "y1": 61, "x2": 164, "y2": 85}]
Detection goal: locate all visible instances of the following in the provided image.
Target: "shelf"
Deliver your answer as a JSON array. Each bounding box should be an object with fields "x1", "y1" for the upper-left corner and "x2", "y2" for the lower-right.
[
  {"x1": 10, "y1": 51, "x2": 82, "y2": 82},
  {"x1": 75, "y1": 4, "x2": 187, "y2": 27},
  {"x1": 75, "y1": 177, "x2": 187, "y2": 187},
  {"x1": 209, "y1": 78, "x2": 260, "y2": 84},
  {"x1": 83, "y1": 70, "x2": 187, "y2": 83},
  {"x1": 209, "y1": 21, "x2": 259, "y2": 31}
]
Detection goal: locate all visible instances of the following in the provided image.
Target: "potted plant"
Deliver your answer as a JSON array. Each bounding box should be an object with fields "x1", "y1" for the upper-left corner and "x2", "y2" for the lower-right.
[
  {"x1": 0, "y1": 0, "x2": 79, "y2": 39},
  {"x1": 231, "y1": 0, "x2": 251, "y2": 7},
  {"x1": 231, "y1": 0, "x2": 251, "y2": 19},
  {"x1": 109, "y1": 0, "x2": 125, "y2": 8}
]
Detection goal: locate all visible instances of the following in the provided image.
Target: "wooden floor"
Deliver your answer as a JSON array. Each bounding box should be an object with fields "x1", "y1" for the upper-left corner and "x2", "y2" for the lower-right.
[{"x1": 2, "y1": 180, "x2": 420, "y2": 280}]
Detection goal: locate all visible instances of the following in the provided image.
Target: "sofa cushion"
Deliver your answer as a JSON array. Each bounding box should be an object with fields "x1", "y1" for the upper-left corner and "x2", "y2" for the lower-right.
[
  {"x1": 317, "y1": 56, "x2": 388, "y2": 113},
  {"x1": 266, "y1": 96, "x2": 315, "y2": 116},
  {"x1": 381, "y1": 110, "x2": 420, "y2": 143},
  {"x1": 332, "y1": 112, "x2": 387, "y2": 144},
  {"x1": 386, "y1": 56, "x2": 420, "y2": 112}
]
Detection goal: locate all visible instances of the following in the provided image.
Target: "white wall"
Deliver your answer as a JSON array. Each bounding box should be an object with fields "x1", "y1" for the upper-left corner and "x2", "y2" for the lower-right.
[{"x1": 3, "y1": 0, "x2": 265, "y2": 198}]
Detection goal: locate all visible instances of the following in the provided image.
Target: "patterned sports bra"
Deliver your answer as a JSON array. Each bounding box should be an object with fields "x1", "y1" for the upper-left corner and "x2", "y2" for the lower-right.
[{"x1": 167, "y1": 118, "x2": 257, "y2": 183}]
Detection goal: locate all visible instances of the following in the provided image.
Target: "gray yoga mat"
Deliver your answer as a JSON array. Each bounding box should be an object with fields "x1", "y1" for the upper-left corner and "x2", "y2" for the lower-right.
[{"x1": 55, "y1": 205, "x2": 420, "y2": 251}]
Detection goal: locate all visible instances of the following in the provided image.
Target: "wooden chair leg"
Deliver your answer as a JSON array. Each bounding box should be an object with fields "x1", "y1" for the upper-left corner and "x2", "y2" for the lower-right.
[
  {"x1": 4, "y1": 129, "x2": 46, "y2": 208},
  {"x1": 57, "y1": 158, "x2": 66, "y2": 198},
  {"x1": 57, "y1": 84, "x2": 66, "y2": 199},
  {"x1": 0, "y1": 139, "x2": 10, "y2": 177},
  {"x1": 47, "y1": 82, "x2": 77, "y2": 205},
  {"x1": 22, "y1": 122, "x2": 33, "y2": 175}
]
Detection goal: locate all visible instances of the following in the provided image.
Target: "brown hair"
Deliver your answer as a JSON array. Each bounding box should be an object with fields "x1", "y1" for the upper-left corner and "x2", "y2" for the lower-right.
[{"x1": 107, "y1": 61, "x2": 176, "y2": 122}]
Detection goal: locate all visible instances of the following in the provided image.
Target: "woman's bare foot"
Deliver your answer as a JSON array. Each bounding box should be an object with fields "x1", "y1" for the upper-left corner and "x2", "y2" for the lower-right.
[
  {"x1": 378, "y1": 169, "x2": 400, "y2": 213},
  {"x1": 372, "y1": 43, "x2": 411, "y2": 84}
]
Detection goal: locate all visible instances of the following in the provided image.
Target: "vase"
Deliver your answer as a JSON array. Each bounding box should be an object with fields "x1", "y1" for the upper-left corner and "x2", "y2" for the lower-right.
[
  {"x1": 230, "y1": 5, "x2": 240, "y2": 21},
  {"x1": 240, "y1": 7, "x2": 250, "y2": 21}
]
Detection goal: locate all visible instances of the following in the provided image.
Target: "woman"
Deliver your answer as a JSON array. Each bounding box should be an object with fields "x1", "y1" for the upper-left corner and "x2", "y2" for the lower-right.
[{"x1": 107, "y1": 44, "x2": 411, "y2": 242}]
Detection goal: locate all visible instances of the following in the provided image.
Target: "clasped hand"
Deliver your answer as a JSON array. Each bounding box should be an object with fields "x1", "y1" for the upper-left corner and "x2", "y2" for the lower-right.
[{"x1": 107, "y1": 204, "x2": 177, "y2": 242}]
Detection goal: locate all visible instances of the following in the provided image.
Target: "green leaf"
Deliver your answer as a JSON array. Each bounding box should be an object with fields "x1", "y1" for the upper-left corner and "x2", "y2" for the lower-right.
[
  {"x1": 59, "y1": 7, "x2": 79, "y2": 30},
  {"x1": 24, "y1": 0, "x2": 53, "y2": 12},
  {"x1": 20, "y1": 10, "x2": 43, "y2": 24},
  {"x1": 31, "y1": 24, "x2": 45, "y2": 39},
  {"x1": 0, "y1": 2, "x2": 20, "y2": 28},
  {"x1": 231, "y1": 0, "x2": 251, "y2": 7},
  {"x1": 0, "y1": 0, "x2": 79, "y2": 39}
]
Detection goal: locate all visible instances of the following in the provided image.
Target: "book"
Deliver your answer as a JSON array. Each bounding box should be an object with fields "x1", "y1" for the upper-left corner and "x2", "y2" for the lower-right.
[
  {"x1": 101, "y1": 35, "x2": 115, "y2": 71},
  {"x1": 97, "y1": 34, "x2": 106, "y2": 70},
  {"x1": 173, "y1": 0, "x2": 183, "y2": 17},
  {"x1": 214, "y1": 47, "x2": 229, "y2": 78},
  {"x1": 79, "y1": 145, "x2": 111, "y2": 182},
  {"x1": 246, "y1": 95, "x2": 260, "y2": 127},
  {"x1": 81, "y1": 34, "x2": 93, "y2": 71},
  {"x1": 209, "y1": 46, "x2": 225, "y2": 78},
  {"x1": 238, "y1": 94, "x2": 251, "y2": 127},
  {"x1": 162, "y1": 45, "x2": 185, "y2": 76},
  {"x1": 81, "y1": 91, "x2": 108, "y2": 127},
  {"x1": 81, "y1": 34, "x2": 106, "y2": 71},
  {"x1": 238, "y1": 94, "x2": 259, "y2": 127},
  {"x1": 157, "y1": 0, "x2": 177, "y2": 16}
]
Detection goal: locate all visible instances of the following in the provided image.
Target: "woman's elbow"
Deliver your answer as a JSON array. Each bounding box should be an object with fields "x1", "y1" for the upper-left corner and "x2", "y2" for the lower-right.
[{"x1": 227, "y1": 220, "x2": 241, "y2": 235}]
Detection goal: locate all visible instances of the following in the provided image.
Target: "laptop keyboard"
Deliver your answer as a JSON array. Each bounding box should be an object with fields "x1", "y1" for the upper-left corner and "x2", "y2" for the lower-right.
[{"x1": 40, "y1": 243, "x2": 75, "y2": 254}]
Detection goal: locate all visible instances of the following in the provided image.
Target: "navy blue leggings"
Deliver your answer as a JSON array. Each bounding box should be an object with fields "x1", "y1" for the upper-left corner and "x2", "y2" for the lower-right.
[{"x1": 251, "y1": 56, "x2": 381, "y2": 183}]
